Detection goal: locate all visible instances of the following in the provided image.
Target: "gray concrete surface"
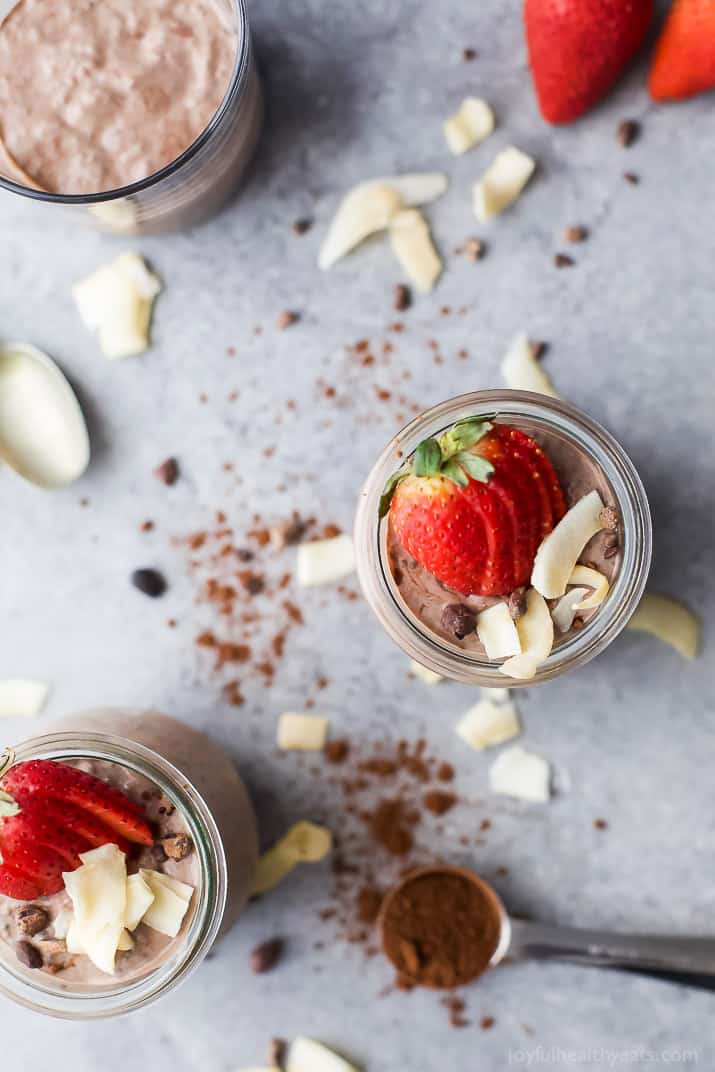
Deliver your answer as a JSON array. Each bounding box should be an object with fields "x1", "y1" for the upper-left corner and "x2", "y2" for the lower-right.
[{"x1": 1, "y1": 0, "x2": 713, "y2": 1068}]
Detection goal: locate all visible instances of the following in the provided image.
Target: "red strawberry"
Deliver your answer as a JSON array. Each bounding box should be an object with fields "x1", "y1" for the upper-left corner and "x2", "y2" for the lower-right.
[
  {"x1": 0, "y1": 802, "x2": 90, "y2": 871},
  {"x1": 2, "y1": 760, "x2": 153, "y2": 847},
  {"x1": 524, "y1": 0, "x2": 654, "y2": 123},
  {"x1": 649, "y1": 0, "x2": 715, "y2": 101},
  {"x1": 382, "y1": 418, "x2": 566, "y2": 597},
  {"x1": 0, "y1": 863, "x2": 43, "y2": 902},
  {"x1": 1, "y1": 842, "x2": 67, "y2": 896}
]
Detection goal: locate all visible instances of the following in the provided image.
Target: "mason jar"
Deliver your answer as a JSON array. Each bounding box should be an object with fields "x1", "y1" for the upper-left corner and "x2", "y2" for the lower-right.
[
  {"x1": 0, "y1": 709, "x2": 258, "y2": 1018},
  {"x1": 355, "y1": 390, "x2": 652, "y2": 688},
  {"x1": 0, "y1": 0, "x2": 263, "y2": 234}
]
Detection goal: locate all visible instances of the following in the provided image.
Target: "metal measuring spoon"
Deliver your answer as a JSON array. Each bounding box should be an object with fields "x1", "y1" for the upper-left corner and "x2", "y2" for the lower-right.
[{"x1": 379, "y1": 866, "x2": 715, "y2": 991}]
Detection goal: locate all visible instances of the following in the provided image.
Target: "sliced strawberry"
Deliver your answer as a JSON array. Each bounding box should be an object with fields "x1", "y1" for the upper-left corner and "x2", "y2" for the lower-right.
[
  {"x1": 497, "y1": 427, "x2": 566, "y2": 538},
  {"x1": 2, "y1": 842, "x2": 67, "y2": 896},
  {"x1": 38, "y1": 798, "x2": 132, "y2": 856},
  {"x1": 2, "y1": 760, "x2": 153, "y2": 847},
  {"x1": 0, "y1": 802, "x2": 92, "y2": 871},
  {"x1": 476, "y1": 430, "x2": 542, "y2": 588},
  {"x1": 0, "y1": 862, "x2": 43, "y2": 901}
]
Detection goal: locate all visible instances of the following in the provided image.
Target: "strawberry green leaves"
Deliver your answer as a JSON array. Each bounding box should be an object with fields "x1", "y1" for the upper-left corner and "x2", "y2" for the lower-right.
[{"x1": 379, "y1": 416, "x2": 494, "y2": 517}]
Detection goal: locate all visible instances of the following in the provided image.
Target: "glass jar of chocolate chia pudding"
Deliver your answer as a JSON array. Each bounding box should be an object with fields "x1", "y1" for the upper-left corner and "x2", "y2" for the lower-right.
[
  {"x1": 0, "y1": 709, "x2": 258, "y2": 1018},
  {"x1": 0, "y1": 0, "x2": 262, "y2": 232},
  {"x1": 355, "y1": 390, "x2": 652, "y2": 687}
]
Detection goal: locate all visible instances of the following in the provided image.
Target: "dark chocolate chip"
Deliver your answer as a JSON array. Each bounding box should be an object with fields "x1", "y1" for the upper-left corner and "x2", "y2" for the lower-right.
[
  {"x1": 14, "y1": 905, "x2": 49, "y2": 938},
  {"x1": 15, "y1": 940, "x2": 43, "y2": 970},
  {"x1": 441, "y1": 603, "x2": 476, "y2": 639},
  {"x1": 508, "y1": 586, "x2": 528, "y2": 620},
  {"x1": 394, "y1": 284, "x2": 412, "y2": 312},
  {"x1": 268, "y1": 1039, "x2": 286, "y2": 1068},
  {"x1": 251, "y1": 937, "x2": 284, "y2": 974},
  {"x1": 617, "y1": 119, "x2": 640, "y2": 148},
  {"x1": 563, "y1": 225, "x2": 588, "y2": 244},
  {"x1": 155, "y1": 457, "x2": 179, "y2": 486},
  {"x1": 554, "y1": 253, "x2": 575, "y2": 268},
  {"x1": 462, "y1": 47, "x2": 477, "y2": 61},
  {"x1": 464, "y1": 238, "x2": 485, "y2": 261},
  {"x1": 292, "y1": 218, "x2": 313, "y2": 235},
  {"x1": 131, "y1": 568, "x2": 167, "y2": 598},
  {"x1": 529, "y1": 341, "x2": 548, "y2": 362},
  {"x1": 276, "y1": 310, "x2": 300, "y2": 329},
  {"x1": 624, "y1": 172, "x2": 640, "y2": 185}
]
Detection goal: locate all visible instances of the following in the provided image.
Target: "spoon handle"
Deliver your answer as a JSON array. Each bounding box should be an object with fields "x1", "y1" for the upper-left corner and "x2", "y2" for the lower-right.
[{"x1": 508, "y1": 919, "x2": 715, "y2": 981}]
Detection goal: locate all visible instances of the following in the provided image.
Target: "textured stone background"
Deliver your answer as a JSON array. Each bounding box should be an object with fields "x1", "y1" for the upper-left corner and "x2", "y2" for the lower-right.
[{"x1": 1, "y1": 0, "x2": 714, "y2": 1068}]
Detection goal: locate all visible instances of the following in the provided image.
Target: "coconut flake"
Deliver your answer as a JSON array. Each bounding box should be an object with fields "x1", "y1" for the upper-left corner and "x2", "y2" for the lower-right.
[
  {"x1": 297, "y1": 534, "x2": 355, "y2": 587},
  {"x1": 489, "y1": 745, "x2": 550, "y2": 803},
  {"x1": 318, "y1": 184, "x2": 403, "y2": 270},
  {"x1": 531, "y1": 491, "x2": 605, "y2": 599},
  {"x1": 500, "y1": 588, "x2": 554, "y2": 680},
  {"x1": 286, "y1": 1039, "x2": 359, "y2": 1072},
  {"x1": 388, "y1": 208, "x2": 442, "y2": 293},
  {"x1": 370, "y1": 173, "x2": 448, "y2": 207},
  {"x1": 277, "y1": 713, "x2": 329, "y2": 751},
  {"x1": 409, "y1": 660, "x2": 444, "y2": 685},
  {"x1": 569, "y1": 565, "x2": 610, "y2": 610},
  {"x1": 627, "y1": 593, "x2": 700, "y2": 660},
  {"x1": 551, "y1": 588, "x2": 590, "y2": 633},
  {"x1": 73, "y1": 253, "x2": 161, "y2": 359},
  {"x1": 473, "y1": 146, "x2": 535, "y2": 221},
  {"x1": 444, "y1": 98, "x2": 495, "y2": 154},
  {"x1": 456, "y1": 699, "x2": 520, "y2": 750},
  {"x1": 477, "y1": 603, "x2": 521, "y2": 659},
  {"x1": 0, "y1": 678, "x2": 49, "y2": 718},
  {"x1": 501, "y1": 334, "x2": 561, "y2": 398}
]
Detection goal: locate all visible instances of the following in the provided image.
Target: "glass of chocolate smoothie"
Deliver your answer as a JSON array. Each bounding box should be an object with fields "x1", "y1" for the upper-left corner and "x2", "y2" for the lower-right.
[
  {"x1": 355, "y1": 390, "x2": 651, "y2": 687},
  {"x1": 0, "y1": 0, "x2": 262, "y2": 232},
  {"x1": 0, "y1": 709, "x2": 258, "y2": 1017}
]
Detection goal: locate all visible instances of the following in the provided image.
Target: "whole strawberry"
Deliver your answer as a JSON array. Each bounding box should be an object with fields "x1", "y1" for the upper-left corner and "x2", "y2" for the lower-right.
[
  {"x1": 381, "y1": 417, "x2": 565, "y2": 597},
  {"x1": 649, "y1": 0, "x2": 715, "y2": 101},
  {"x1": 524, "y1": 0, "x2": 654, "y2": 123}
]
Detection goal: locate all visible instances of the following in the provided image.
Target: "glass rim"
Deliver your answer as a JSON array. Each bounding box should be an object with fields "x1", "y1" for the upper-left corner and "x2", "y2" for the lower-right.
[
  {"x1": 0, "y1": 0, "x2": 250, "y2": 205},
  {"x1": 0, "y1": 730, "x2": 227, "y2": 1019},
  {"x1": 354, "y1": 389, "x2": 652, "y2": 687}
]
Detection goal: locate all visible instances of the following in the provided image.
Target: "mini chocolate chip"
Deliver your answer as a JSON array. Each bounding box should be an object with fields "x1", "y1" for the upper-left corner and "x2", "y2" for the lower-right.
[
  {"x1": 276, "y1": 310, "x2": 299, "y2": 329},
  {"x1": 15, "y1": 940, "x2": 43, "y2": 970},
  {"x1": 594, "y1": 818, "x2": 608, "y2": 830},
  {"x1": 617, "y1": 119, "x2": 640, "y2": 148},
  {"x1": 14, "y1": 905, "x2": 48, "y2": 938},
  {"x1": 158, "y1": 833, "x2": 193, "y2": 861},
  {"x1": 292, "y1": 218, "x2": 313, "y2": 235},
  {"x1": 237, "y1": 548, "x2": 255, "y2": 562},
  {"x1": 572, "y1": 616, "x2": 585, "y2": 630},
  {"x1": 563, "y1": 225, "x2": 588, "y2": 243},
  {"x1": 251, "y1": 937, "x2": 284, "y2": 974},
  {"x1": 554, "y1": 253, "x2": 575, "y2": 268},
  {"x1": 529, "y1": 341, "x2": 548, "y2": 362},
  {"x1": 131, "y1": 568, "x2": 167, "y2": 598},
  {"x1": 508, "y1": 586, "x2": 528, "y2": 620},
  {"x1": 441, "y1": 603, "x2": 476, "y2": 639},
  {"x1": 268, "y1": 1039, "x2": 286, "y2": 1068},
  {"x1": 599, "y1": 506, "x2": 620, "y2": 531},
  {"x1": 462, "y1": 47, "x2": 477, "y2": 61},
  {"x1": 155, "y1": 457, "x2": 179, "y2": 486},
  {"x1": 464, "y1": 238, "x2": 485, "y2": 261},
  {"x1": 624, "y1": 172, "x2": 640, "y2": 185},
  {"x1": 394, "y1": 284, "x2": 412, "y2": 312}
]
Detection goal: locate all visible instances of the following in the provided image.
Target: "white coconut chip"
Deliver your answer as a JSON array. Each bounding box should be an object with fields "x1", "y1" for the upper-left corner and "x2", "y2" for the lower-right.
[
  {"x1": 277, "y1": 713, "x2": 329, "y2": 751},
  {"x1": 501, "y1": 333, "x2": 561, "y2": 399},
  {"x1": 627, "y1": 592, "x2": 700, "y2": 660},
  {"x1": 569, "y1": 564, "x2": 610, "y2": 609},
  {"x1": 551, "y1": 588, "x2": 590, "y2": 633},
  {"x1": 477, "y1": 603, "x2": 521, "y2": 660},
  {"x1": 531, "y1": 490, "x2": 605, "y2": 599},
  {"x1": 409, "y1": 660, "x2": 444, "y2": 684},
  {"x1": 473, "y1": 146, "x2": 535, "y2": 221},
  {"x1": 286, "y1": 1038, "x2": 360, "y2": 1072},
  {"x1": 480, "y1": 686, "x2": 510, "y2": 703},
  {"x1": 73, "y1": 252, "x2": 161, "y2": 359},
  {"x1": 500, "y1": 588, "x2": 554, "y2": 681},
  {"x1": 0, "y1": 678, "x2": 49, "y2": 718},
  {"x1": 444, "y1": 98, "x2": 495, "y2": 154},
  {"x1": 489, "y1": 745, "x2": 550, "y2": 803},
  {"x1": 297, "y1": 534, "x2": 355, "y2": 587},
  {"x1": 318, "y1": 184, "x2": 403, "y2": 270},
  {"x1": 456, "y1": 699, "x2": 520, "y2": 750},
  {"x1": 388, "y1": 208, "x2": 442, "y2": 293}
]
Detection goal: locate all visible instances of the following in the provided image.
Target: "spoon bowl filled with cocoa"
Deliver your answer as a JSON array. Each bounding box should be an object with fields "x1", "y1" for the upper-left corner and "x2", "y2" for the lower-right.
[
  {"x1": 356, "y1": 390, "x2": 652, "y2": 687},
  {"x1": 380, "y1": 866, "x2": 715, "y2": 991}
]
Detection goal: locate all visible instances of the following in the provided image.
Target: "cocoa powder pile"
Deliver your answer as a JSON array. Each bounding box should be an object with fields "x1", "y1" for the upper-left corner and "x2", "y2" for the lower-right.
[{"x1": 380, "y1": 871, "x2": 502, "y2": 989}]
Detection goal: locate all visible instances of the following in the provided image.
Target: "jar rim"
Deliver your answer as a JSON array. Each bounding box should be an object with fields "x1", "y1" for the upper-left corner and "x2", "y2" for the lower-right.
[
  {"x1": 354, "y1": 389, "x2": 652, "y2": 687},
  {"x1": 0, "y1": 0, "x2": 251, "y2": 205},
  {"x1": 0, "y1": 729, "x2": 227, "y2": 1019}
]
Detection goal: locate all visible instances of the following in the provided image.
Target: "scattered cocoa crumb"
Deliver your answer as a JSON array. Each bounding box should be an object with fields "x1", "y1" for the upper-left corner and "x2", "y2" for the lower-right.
[
  {"x1": 276, "y1": 310, "x2": 299, "y2": 330},
  {"x1": 508, "y1": 586, "x2": 528, "y2": 620},
  {"x1": 292, "y1": 218, "x2": 313, "y2": 235},
  {"x1": 462, "y1": 47, "x2": 477, "y2": 61},
  {"x1": 14, "y1": 905, "x2": 48, "y2": 938},
  {"x1": 155, "y1": 457, "x2": 179, "y2": 486},
  {"x1": 594, "y1": 818, "x2": 608, "y2": 830},
  {"x1": 481, "y1": 1016, "x2": 496, "y2": 1030},
  {"x1": 394, "y1": 284, "x2": 412, "y2": 312},
  {"x1": 464, "y1": 237, "x2": 485, "y2": 261},
  {"x1": 617, "y1": 119, "x2": 640, "y2": 148},
  {"x1": 325, "y1": 738, "x2": 350, "y2": 764},
  {"x1": 251, "y1": 938, "x2": 284, "y2": 974},
  {"x1": 322, "y1": 523, "x2": 342, "y2": 539},
  {"x1": 442, "y1": 996, "x2": 470, "y2": 1028},
  {"x1": 624, "y1": 172, "x2": 640, "y2": 185},
  {"x1": 436, "y1": 763, "x2": 454, "y2": 783},
  {"x1": 480, "y1": 818, "x2": 491, "y2": 832},
  {"x1": 224, "y1": 681, "x2": 244, "y2": 706},
  {"x1": 563, "y1": 225, "x2": 588, "y2": 243},
  {"x1": 283, "y1": 600, "x2": 303, "y2": 624},
  {"x1": 369, "y1": 799, "x2": 415, "y2": 856},
  {"x1": 554, "y1": 253, "x2": 575, "y2": 268},
  {"x1": 267, "y1": 1039, "x2": 286, "y2": 1068},
  {"x1": 140, "y1": 520, "x2": 155, "y2": 533},
  {"x1": 375, "y1": 387, "x2": 391, "y2": 402},
  {"x1": 529, "y1": 340, "x2": 548, "y2": 361},
  {"x1": 356, "y1": 886, "x2": 384, "y2": 925},
  {"x1": 239, "y1": 571, "x2": 265, "y2": 595},
  {"x1": 423, "y1": 790, "x2": 457, "y2": 816}
]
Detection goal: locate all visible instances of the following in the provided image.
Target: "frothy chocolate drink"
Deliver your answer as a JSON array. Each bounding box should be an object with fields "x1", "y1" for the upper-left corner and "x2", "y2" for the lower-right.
[{"x1": 0, "y1": 0, "x2": 236, "y2": 194}]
